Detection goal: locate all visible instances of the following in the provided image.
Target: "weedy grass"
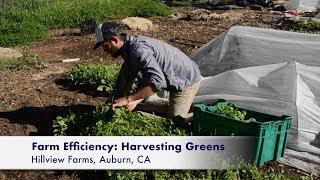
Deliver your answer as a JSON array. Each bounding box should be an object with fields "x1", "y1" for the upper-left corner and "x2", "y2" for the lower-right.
[
  {"x1": 295, "y1": 19, "x2": 320, "y2": 32},
  {"x1": 0, "y1": 0, "x2": 172, "y2": 47},
  {"x1": 0, "y1": 53, "x2": 42, "y2": 70}
]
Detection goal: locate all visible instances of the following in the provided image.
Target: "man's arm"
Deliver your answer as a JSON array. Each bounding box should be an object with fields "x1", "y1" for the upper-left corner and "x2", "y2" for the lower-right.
[
  {"x1": 127, "y1": 85, "x2": 157, "y2": 102},
  {"x1": 112, "y1": 50, "x2": 166, "y2": 110},
  {"x1": 112, "y1": 85, "x2": 158, "y2": 109},
  {"x1": 112, "y1": 62, "x2": 136, "y2": 99}
]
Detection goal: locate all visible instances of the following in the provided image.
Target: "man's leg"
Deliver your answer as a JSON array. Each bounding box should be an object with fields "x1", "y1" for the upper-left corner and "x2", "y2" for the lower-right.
[{"x1": 168, "y1": 81, "x2": 200, "y2": 118}]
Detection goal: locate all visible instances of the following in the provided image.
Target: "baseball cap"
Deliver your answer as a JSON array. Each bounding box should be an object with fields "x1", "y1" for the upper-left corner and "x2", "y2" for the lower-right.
[{"x1": 93, "y1": 22, "x2": 124, "y2": 50}]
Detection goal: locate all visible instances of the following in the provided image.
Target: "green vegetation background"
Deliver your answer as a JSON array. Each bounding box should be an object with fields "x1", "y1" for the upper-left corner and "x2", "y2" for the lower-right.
[{"x1": 0, "y1": 0, "x2": 171, "y2": 47}]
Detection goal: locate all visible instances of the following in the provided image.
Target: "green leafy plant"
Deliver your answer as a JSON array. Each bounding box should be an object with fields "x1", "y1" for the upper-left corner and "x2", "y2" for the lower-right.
[
  {"x1": 67, "y1": 62, "x2": 120, "y2": 94},
  {"x1": 91, "y1": 106, "x2": 186, "y2": 136},
  {"x1": 53, "y1": 113, "x2": 76, "y2": 136},
  {"x1": 53, "y1": 112, "x2": 91, "y2": 136},
  {"x1": 216, "y1": 104, "x2": 246, "y2": 121},
  {"x1": 67, "y1": 62, "x2": 139, "y2": 95},
  {"x1": 54, "y1": 105, "x2": 187, "y2": 136},
  {"x1": 215, "y1": 104, "x2": 256, "y2": 123}
]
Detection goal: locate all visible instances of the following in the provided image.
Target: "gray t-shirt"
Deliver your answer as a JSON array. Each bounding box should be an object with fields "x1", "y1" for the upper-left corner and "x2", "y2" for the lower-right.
[{"x1": 114, "y1": 35, "x2": 201, "y2": 97}]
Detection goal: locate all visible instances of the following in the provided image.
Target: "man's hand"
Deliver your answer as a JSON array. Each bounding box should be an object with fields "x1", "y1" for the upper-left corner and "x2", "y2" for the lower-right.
[
  {"x1": 126, "y1": 99, "x2": 144, "y2": 112},
  {"x1": 112, "y1": 85, "x2": 157, "y2": 111},
  {"x1": 112, "y1": 97, "x2": 129, "y2": 110},
  {"x1": 112, "y1": 97, "x2": 144, "y2": 112}
]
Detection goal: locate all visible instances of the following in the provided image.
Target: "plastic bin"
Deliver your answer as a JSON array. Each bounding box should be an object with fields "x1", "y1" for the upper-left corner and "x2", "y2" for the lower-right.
[{"x1": 193, "y1": 102, "x2": 292, "y2": 166}]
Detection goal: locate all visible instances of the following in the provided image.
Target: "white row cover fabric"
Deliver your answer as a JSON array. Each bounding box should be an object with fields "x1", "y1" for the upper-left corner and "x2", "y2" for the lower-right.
[
  {"x1": 190, "y1": 26, "x2": 320, "y2": 174},
  {"x1": 284, "y1": 0, "x2": 320, "y2": 12},
  {"x1": 190, "y1": 26, "x2": 320, "y2": 77}
]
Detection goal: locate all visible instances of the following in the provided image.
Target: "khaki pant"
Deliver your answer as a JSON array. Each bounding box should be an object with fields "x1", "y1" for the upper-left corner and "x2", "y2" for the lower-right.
[{"x1": 168, "y1": 81, "x2": 200, "y2": 118}]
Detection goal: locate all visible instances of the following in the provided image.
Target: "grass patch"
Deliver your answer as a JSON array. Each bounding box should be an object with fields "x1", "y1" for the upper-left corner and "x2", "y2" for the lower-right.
[
  {"x1": 0, "y1": 53, "x2": 42, "y2": 70},
  {"x1": 0, "y1": 0, "x2": 172, "y2": 47},
  {"x1": 295, "y1": 19, "x2": 320, "y2": 33}
]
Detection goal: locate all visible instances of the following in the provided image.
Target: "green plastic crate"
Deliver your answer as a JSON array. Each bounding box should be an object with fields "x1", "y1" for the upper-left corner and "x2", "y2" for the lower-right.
[{"x1": 193, "y1": 102, "x2": 292, "y2": 166}]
